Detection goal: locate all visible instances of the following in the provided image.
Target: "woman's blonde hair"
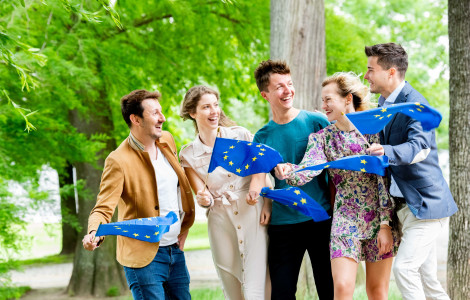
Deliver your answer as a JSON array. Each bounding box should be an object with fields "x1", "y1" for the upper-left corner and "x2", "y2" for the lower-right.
[
  {"x1": 180, "y1": 85, "x2": 236, "y2": 132},
  {"x1": 322, "y1": 72, "x2": 371, "y2": 111}
]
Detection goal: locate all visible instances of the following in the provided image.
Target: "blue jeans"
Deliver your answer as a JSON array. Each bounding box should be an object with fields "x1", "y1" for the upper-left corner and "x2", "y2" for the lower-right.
[{"x1": 123, "y1": 244, "x2": 191, "y2": 300}]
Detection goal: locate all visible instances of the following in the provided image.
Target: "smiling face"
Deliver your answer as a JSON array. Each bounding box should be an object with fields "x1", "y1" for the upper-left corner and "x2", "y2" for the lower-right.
[
  {"x1": 364, "y1": 56, "x2": 391, "y2": 95},
  {"x1": 321, "y1": 82, "x2": 350, "y2": 122},
  {"x1": 190, "y1": 93, "x2": 220, "y2": 132},
  {"x1": 138, "y1": 99, "x2": 166, "y2": 140},
  {"x1": 261, "y1": 73, "x2": 295, "y2": 112}
]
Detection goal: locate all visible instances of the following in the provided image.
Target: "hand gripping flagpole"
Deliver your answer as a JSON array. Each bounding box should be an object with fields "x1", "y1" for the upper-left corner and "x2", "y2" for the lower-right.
[{"x1": 341, "y1": 111, "x2": 371, "y2": 148}]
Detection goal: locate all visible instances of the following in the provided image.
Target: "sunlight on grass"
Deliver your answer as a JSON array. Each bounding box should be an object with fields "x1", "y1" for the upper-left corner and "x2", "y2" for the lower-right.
[{"x1": 185, "y1": 221, "x2": 210, "y2": 251}]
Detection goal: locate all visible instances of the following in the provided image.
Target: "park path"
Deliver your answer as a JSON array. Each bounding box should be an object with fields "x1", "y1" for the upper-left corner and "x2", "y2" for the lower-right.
[{"x1": 10, "y1": 249, "x2": 219, "y2": 290}]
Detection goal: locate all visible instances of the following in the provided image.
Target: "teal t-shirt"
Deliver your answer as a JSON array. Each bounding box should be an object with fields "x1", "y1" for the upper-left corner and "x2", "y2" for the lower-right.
[{"x1": 254, "y1": 110, "x2": 331, "y2": 225}]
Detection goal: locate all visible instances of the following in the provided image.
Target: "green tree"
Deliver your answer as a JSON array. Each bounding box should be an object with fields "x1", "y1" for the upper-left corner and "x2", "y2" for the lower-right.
[{"x1": 2, "y1": 0, "x2": 270, "y2": 296}]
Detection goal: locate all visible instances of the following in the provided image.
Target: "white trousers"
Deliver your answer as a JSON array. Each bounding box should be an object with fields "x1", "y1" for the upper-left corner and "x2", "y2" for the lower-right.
[{"x1": 393, "y1": 205, "x2": 450, "y2": 300}]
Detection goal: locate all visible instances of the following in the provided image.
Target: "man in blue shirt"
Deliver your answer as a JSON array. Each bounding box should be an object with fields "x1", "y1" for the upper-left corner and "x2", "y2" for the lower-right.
[
  {"x1": 247, "y1": 60, "x2": 334, "y2": 300},
  {"x1": 365, "y1": 43, "x2": 457, "y2": 300}
]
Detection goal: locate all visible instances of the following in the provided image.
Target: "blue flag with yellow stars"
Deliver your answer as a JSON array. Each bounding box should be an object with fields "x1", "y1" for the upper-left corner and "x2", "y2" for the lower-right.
[
  {"x1": 346, "y1": 102, "x2": 442, "y2": 134},
  {"x1": 294, "y1": 155, "x2": 389, "y2": 176},
  {"x1": 260, "y1": 187, "x2": 330, "y2": 222},
  {"x1": 208, "y1": 137, "x2": 283, "y2": 177},
  {"x1": 95, "y1": 212, "x2": 178, "y2": 243}
]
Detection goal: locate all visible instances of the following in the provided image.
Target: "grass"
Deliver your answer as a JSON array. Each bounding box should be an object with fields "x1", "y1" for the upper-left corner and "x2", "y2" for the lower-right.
[
  {"x1": 0, "y1": 286, "x2": 31, "y2": 300},
  {"x1": 189, "y1": 286, "x2": 224, "y2": 299},
  {"x1": 184, "y1": 221, "x2": 211, "y2": 251}
]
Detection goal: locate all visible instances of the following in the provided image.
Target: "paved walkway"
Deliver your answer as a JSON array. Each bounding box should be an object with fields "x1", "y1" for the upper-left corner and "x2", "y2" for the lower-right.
[{"x1": 10, "y1": 249, "x2": 219, "y2": 290}]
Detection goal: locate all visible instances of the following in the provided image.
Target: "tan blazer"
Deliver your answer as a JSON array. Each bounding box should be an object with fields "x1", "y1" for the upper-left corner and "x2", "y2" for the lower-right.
[{"x1": 88, "y1": 131, "x2": 195, "y2": 268}]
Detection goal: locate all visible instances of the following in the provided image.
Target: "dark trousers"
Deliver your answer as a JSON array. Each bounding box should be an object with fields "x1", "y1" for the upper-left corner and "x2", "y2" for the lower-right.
[{"x1": 268, "y1": 219, "x2": 334, "y2": 300}]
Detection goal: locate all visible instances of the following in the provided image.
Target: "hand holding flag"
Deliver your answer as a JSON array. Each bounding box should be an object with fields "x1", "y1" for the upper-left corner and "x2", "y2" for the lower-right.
[{"x1": 346, "y1": 102, "x2": 442, "y2": 134}]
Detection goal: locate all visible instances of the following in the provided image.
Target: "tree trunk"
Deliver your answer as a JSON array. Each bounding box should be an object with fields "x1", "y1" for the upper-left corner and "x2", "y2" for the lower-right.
[
  {"x1": 447, "y1": 1, "x2": 470, "y2": 299},
  {"x1": 270, "y1": 0, "x2": 326, "y2": 111},
  {"x1": 67, "y1": 98, "x2": 127, "y2": 296},
  {"x1": 58, "y1": 162, "x2": 78, "y2": 255}
]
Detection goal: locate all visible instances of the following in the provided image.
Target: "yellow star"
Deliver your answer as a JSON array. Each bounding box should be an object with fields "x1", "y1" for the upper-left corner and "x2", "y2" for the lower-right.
[
  {"x1": 230, "y1": 145, "x2": 235, "y2": 149},
  {"x1": 381, "y1": 108, "x2": 387, "y2": 112},
  {"x1": 417, "y1": 108, "x2": 422, "y2": 112},
  {"x1": 245, "y1": 164, "x2": 250, "y2": 170},
  {"x1": 360, "y1": 168, "x2": 366, "y2": 172},
  {"x1": 420, "y1": 105, "x2": 425, "y2": 108},
  {"x1": 415, "y1": 102, "x2": 421, "y2": 106},
  {"x1": 147, "y1": 218, "x2": 152, "y2": 221},
  {"x1": 229, "y1": 161, "x2": 234, "y2": 166},
  {"x1": 223, "y1": 151, "x2": 228, "y2": 154},
  {"x1": 361, "y1": 159, "x2": 367, "y2": 164},
  {"x1": 133, "y1": 233, "x2": 139, "y2": 237},
  {"x1": 248, "y1": 143, "x2": 252, "y2": 146},
  {"x1": 237, "y1": 140, "x2": 240, "y2": 143},
  {"x1": 236, "y1": 168, "x2": 241, "y2": 173},
  {"x1": 374, "y1": 114, "x2": 381, "y2": 118},
  {"x1": 145, "y1": 235, "x2": 150, "y2": 239},
  {"x1": 138, "y1": 218, "x2": 143, "y2": 221},
  {"x1": 261, "y1": 148, "x2": 266, "y2": 151},
  {"x1": 123, "y1": 230, "x2": 128, "y2": 232},
  {"x1": 409, "y1": 109, "x2": 414, "y2": 112},
  {"x1": 293, "y1": 202, "x2": 298, "y2": 206},
  {"x1": 259, "y1": 152, "x2": 264, "y2": 156},
  {"x1": 301, "y1": 198, "x2": 307, "y2": 204},
  {"x1": 379, "y1": 117, "x2": 384, "y2": 120},
  {"x1": 387, "y1": 114, "x2": 392, "y2": 118},
  {"x1": 154, "y1": 231, "x2": 160, "y2": 236},
  {"x1": 324, "y1": 165, "x2": 330, "y2": 168},
  {"x1": 115, "y1": 227, "x2": 121, "y2": 229},
  {"x1": 223, "y1": 155, "x2": 228, "y2": 160},
  {"x1": 256, "y1": 145, "x2": 261, "y2": 147},
  {"x1": 252, "y1": 157, "x2": 257, "y2": 162},
  {"x1": 294, "y1": 190, "x2": 301, "y2": 195}
]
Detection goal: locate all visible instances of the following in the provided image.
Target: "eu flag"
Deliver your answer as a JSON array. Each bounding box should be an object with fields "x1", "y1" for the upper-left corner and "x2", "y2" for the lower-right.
[
  {"x1": 207, "y1": 137, "x2": 283, "y2": 177},
  {"x1": 260, "y1": 187, "x2": 330, "y2": 222},
  {"x1": 347, "y1": 102, "x2": 442, "y2": 134},
  {"x1": 95, "y1": 212, "x2": 178, "y2": 243},
  {"x1": 294, "y1": 155, "x2": 389, "y2": 176}
]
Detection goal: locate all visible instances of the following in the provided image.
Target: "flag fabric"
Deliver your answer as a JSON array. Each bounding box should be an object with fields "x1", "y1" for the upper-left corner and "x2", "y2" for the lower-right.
[
  {"x1": 346, "y1": 102, "x2": 442, "y2": 134},
  {"x1": 95, "y1": 212, "x2": 178, "y2": 243},
  {"x1": 293, "y1": 155, "x2": 389, "y2": 176},
  {"x1": 260, "y1": 187, "x2": 330, "y2": 222},
  {"x1": 207, "y1": 137, "x2": 283, "y2": 177}
]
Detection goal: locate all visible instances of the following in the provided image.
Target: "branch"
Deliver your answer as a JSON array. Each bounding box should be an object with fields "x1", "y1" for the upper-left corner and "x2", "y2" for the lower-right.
[
  {"x1": 101, "y1": 14, "x2": 173, "y2": 41},
  {"x1": 210, "y1": 11, "x2": 240, "y2": 24}
]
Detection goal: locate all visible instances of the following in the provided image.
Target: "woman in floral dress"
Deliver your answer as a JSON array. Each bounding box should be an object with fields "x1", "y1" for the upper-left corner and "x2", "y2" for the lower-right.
[{"x1": 276, "y1": 72, "x2": 399, "y2": 300}]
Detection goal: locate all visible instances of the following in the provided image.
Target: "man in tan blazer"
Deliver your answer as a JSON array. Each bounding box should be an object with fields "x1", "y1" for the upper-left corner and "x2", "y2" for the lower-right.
[{"x1": 82, "y1": 89, "x2": 195, "y2": 300}]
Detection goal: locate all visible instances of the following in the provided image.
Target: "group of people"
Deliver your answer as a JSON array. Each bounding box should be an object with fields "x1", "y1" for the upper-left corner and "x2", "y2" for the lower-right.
[{"x1": 82, "y1": 42, "x2": 457, "y2": 300}]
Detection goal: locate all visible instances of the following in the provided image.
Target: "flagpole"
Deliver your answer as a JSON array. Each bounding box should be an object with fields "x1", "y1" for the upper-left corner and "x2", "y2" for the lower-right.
[{"x1": 341, "y1": 112, "x2": 371, "y2": 148}]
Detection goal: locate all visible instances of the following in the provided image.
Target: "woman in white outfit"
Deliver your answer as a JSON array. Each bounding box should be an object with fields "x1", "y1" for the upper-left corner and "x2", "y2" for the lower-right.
[{"x1": 179, "y1": 86, "x2": 271, "y2": 300}]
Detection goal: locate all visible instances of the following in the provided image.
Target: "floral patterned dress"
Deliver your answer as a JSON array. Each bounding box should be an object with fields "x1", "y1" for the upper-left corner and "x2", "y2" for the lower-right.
[{"x1": 287, "y1": 124, "x2": 399, "y2": 261}]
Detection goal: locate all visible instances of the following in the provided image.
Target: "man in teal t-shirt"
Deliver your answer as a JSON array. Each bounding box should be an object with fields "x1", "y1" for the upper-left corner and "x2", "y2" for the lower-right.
[{"x1": 247, "y1": 60, "x2": 334, "y2": 300}]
